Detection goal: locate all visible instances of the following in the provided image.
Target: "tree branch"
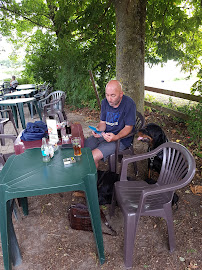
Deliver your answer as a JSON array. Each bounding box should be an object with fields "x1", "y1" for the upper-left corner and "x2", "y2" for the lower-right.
[{"x1": 0, "y1": 5, "x2": 52, "y2": 30}]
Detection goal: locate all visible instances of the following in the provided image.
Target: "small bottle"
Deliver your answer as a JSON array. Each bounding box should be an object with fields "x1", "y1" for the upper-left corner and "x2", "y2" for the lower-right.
[
  {"x1": 65, "y1": 121, "x2": 71, "y2": 135},
  {"x1": 56, "y1": 122, "x2": 62, "y2": 139},
  {"x1": 41, "y1": 138, "x2": 50, "y2": 162}
]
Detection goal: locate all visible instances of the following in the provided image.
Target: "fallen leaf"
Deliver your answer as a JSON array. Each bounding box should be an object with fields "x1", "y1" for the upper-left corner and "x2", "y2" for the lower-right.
[
  {"x1": 176, "y1": 139, "x2": 181, "y2": 142},
  {"x1": 190, "y1": 185, "x2": 202, "y2": 195},
  {"x1": 179, "y1": 257, "x2": 185, "y2": 262},
  {"x1": 188, "y1": 261, "x2": 198, "y2": 269}
]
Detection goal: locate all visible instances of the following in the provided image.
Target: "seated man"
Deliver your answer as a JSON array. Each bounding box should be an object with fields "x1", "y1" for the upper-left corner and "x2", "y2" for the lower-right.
[
  {"x1": 85, "y1": 80, "x2": 136, "y2": 168},
  {"x1": 10, "y1": 76, "x2": 18, "y2": 90}
]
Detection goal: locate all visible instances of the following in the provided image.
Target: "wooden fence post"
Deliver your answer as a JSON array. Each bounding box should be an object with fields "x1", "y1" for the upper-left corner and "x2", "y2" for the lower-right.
[{"x1": 89, "y1": 70, "x2": 101, "y2": 111}]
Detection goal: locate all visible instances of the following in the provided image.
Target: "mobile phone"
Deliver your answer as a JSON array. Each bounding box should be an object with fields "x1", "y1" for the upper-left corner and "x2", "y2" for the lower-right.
[{"x1": 88, "y1": 126, "x2": 103, "y2": 136}]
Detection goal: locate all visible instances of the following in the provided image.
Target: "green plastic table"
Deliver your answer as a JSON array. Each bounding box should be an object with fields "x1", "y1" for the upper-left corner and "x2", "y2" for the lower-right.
[
  {"x1": 0, "y1": 147, "x2": 105, "y2": 270},
  {"x1": 3, "y1": 89, "x2": 36, "y2": 99},
  {"x1": 16, "y1": 84, "x2": 36, "y2": 91},
  {"x1": 0, "y1": 97, "x2": 42, "y2": 129},
  {"x1": 3, "y1": 90, "x2": 38, "y2": 117}
]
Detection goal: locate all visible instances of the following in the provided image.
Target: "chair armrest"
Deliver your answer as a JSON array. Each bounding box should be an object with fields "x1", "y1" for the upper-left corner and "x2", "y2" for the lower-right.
[
  {"x1": 115, "y1": 131, "x2": 136, "y2": 151},
  {"x1": 120, "y1": 144, "x2": 166, "y2": 181},
  {"x1": 34, "y1": 91, "x2": 45, "y2": 99},
  {"x1": 0, "y1": 109, "x2": 12, "y2": 113},
  {"x1": 43, "y1": 99, "x2": 60, "y2": 109},
  {"x1": 0, "y1": 108, "x2": 12, "y2": 119},
  {"x1": 38, "y1": 95, "x2": 49, "y2": 104},
  {"x1": 0, "y1": 134, "x2": 17, "y2": 142}
]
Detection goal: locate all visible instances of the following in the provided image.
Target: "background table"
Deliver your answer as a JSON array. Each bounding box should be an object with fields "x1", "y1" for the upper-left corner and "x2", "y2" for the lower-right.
[
  {"x1": 0, "y1": 97, "x2": 42, "y2": 129},
  {"x1": 16, "y1": 84, "x2": 36, "y2": 91},
  {"x1": 4, "y1": 90, "x2": 36, "y2": 99},
  {"x1": 0, "y1": 147, "x2": 105, "y2": 270}
]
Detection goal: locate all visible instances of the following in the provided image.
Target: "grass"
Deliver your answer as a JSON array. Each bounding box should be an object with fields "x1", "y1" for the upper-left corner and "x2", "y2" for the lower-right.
[{"x1": 145, "y1": 93, "x2": 202, "y2": 152}]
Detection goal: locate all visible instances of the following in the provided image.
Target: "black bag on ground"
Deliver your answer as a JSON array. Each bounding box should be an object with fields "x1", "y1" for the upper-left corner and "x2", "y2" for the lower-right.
[
  {"x1": 97, "y1": 170, "x2": 120, "y2": 205},
  {"x1": 68, "y1": 203, "x2": 117, "y2": 236}
]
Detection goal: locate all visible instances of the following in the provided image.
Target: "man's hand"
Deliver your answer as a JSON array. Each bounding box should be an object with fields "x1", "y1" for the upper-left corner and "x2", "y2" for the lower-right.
[
  {"x1": 91, "y1": 120, "x2": 106, "y2": 138},
  {"x1": 102, "y1": 132, "x2": 117, "y2": 142},
  {"x1": 102, "y1": 125, "x2": 133, "y2": 142}
]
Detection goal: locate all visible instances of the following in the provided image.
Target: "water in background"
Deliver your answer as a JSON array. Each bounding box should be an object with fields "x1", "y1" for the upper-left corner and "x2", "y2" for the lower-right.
[{"x1": 145, "y1": 60, "x2": 198, "y2": 94}]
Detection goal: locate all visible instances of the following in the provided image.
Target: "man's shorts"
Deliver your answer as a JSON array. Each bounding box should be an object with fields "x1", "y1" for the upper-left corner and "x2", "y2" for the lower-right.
[{"x1": 84, "y1": 136, "x2": 126, "y2": 161}]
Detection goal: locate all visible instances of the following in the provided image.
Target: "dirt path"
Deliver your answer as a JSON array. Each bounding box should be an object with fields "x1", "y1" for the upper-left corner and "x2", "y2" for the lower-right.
[{"x1": 0, "y1": 107, "x2": 200, "y2": 270}]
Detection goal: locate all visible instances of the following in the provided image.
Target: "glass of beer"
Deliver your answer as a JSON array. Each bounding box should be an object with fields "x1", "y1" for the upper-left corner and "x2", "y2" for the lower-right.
[{"x1": 71, "y1": 137, "x2": 82, "y2": 156}]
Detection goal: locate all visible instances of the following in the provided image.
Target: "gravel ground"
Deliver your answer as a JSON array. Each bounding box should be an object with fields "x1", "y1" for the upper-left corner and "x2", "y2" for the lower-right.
[{"x1": 0, "y1": 105, "x2": 201, "y2": 270}]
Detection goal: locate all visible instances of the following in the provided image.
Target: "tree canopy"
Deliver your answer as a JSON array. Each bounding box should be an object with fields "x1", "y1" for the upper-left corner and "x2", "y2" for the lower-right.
[{"x1": 0, "y1": 0, "x2": 201, "y2": 109}]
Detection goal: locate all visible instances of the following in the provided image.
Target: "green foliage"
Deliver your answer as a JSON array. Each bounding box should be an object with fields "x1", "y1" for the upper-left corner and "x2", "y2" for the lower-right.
[
  {"x1": 145, "y1": 94, "x2": 156, "y2": 102},
  {"x1": 146, "y1": 0, "x2": 202, "y2": 77},
  {"x1": 22, "y1": 30, "x2": 58, "y2": 85},
  {"x1": 55, "y1": 40, "x2": 97, "y2": 108},
  {"x1": 146, "y1": 97, "x2": 202, "y2": 150},
  {"x1": 186, "y1": 103, "x2": 202, "y2": 151},
  {"x1": 0, "y1": 0, "x2": 202, "y2": 109},
  {"x1": 190, "y1": 68, "x2": 202, "y2": 96}
]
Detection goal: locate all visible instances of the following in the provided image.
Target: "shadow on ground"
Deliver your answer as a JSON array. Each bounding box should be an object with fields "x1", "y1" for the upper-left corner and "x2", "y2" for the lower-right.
[{"x1": 0, "y1": 105, "x2": 201, "y2": 270}]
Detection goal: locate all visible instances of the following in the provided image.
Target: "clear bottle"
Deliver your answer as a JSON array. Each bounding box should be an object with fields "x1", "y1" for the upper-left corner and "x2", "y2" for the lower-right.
[
  {"x1": 41, "y1": 137, "x2": 50, "y2": 162},
  {"x1": 65, "y1": 121, "x2": 71, "y2": 135}
]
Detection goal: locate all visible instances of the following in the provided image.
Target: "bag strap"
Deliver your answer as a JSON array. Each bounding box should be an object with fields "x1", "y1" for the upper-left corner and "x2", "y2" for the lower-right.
[
  {"x1": 100, "y1": 209, "x2": 117, "y2": 236},
  {"x1": 97, "y1": 170, "x2": 108, "y2": 188}
]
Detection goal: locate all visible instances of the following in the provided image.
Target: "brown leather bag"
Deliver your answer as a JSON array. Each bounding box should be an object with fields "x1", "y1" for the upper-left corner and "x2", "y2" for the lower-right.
[{"x1": 68, "y1": 203, "x2": 117, "y2": 236}]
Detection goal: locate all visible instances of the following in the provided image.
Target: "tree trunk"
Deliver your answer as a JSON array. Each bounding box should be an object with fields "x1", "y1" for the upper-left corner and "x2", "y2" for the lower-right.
[{"x1": 115, "y1": 0, "x2": 147, "y2": 114}]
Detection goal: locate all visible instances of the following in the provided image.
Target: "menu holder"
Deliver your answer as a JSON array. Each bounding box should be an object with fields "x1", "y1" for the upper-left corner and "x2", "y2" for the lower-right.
[{"x1": 46, "y1": 119, "x2": 59, "y2": 144}]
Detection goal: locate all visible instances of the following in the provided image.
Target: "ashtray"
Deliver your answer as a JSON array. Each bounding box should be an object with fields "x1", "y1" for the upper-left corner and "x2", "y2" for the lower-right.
[{"x1": 63, "y1": 157, "x2": 76, "y2": 166}]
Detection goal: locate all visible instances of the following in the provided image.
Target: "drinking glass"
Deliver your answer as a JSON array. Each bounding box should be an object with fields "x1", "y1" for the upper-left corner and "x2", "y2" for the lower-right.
[{"x1": 71, "y1": 137, "x2": 82, "y2": 156}]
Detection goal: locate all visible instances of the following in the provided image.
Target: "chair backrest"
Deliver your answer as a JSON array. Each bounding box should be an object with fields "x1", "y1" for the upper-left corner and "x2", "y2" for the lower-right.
[
  {"x1": 135, "y1": 111, "x2": 145, "y2": 133},
  {"x1": 120, "y1": 142, "x2": 195, "y2": 208},
  {"x1": 44, "y1": 84, "x2": 52, "y2": 98},
  {"x1": 2, "y1": 88, "x2": 12, "y2": 95},
  {"x1": 48, "y1": 90, "x2": 65, "y2": 101},
  {"x1": 47, "y1": 91, "x2": 66, "y2": 110},
  {"x1": 158, "y1": 142, "x2": 196, "y2": 188}
]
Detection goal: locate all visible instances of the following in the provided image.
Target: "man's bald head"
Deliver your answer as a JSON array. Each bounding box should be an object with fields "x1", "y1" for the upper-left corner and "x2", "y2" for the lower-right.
[{"x1": 105, "y1": 80, "x2": 123, "y2": 108}]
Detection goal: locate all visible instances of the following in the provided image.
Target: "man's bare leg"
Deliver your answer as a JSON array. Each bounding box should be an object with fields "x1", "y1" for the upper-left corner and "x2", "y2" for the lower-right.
[{"x1": 92, "y1": 148, "x2": 103, "y2": 168}]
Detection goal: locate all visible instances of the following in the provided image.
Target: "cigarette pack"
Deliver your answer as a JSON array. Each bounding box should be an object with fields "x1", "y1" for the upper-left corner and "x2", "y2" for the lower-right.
[{"x1": 63, "y1": 157, "x2": 76, "y2": 167}]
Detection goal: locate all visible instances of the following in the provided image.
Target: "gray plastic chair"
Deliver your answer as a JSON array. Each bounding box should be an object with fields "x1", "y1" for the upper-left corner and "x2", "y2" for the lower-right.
[
  {"x1": 38, "y1": 90, "x2": 67, "y2": 122},
  {"x1": 0, "y1": 109, "x2": 18, "y2": 146},
  {"x1": 110, "y1": 142, "x2": 196, "y2": 268},
  {"x1": 34, "y1": 83, "x2": 52, "y2": 101},
  {"x1": 108, "y1": 111, "x2": 145, "y2": 173},
  {"x1": 0, "y1": 134, "x2": 17, "y2": 166}
]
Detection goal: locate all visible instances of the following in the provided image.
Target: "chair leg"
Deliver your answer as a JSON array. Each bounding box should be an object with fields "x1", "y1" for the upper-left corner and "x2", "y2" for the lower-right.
[
  {"x1": 124, "y1": 214, "x2": 138, "y2": 269},
  {"x1": 109, "y1": 153, "x2": 116, "y2": 173},
  {"x1": 109, "y1": 189, "x2": 116, "y2": 218},
  {"x1": 8, "y1": 109, "x2": 18, "y2": 135},
  {"x1": 0, "y1": 123, "x2": 5, "y2": 145},
  {"x1": 62, "y1": 111, "x2": 67, "y2": 120},
  {"x1": 164, "y1": 204, "x2": 176, "y2": 252},
  {"x1": 133, "y1": 161, "x2": 138, "y2": 177}
]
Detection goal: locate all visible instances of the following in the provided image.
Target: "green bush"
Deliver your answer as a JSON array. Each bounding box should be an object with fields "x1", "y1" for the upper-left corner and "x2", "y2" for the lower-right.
[{"x1": 186, "y1": 103, "x2": 202, "y2": 151}]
